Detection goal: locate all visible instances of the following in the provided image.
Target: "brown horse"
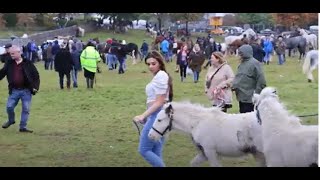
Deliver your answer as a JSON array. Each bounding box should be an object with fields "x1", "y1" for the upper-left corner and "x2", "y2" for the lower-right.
[
  {"x1": 229, "y1": 39, "x2": 245, "y2": 55},
  {"x1": 155, "y1": 35, "x2": 165, "y2": 44},
  {"x1": 177, "y1": 29, "x2": 188, "y2": 37}
]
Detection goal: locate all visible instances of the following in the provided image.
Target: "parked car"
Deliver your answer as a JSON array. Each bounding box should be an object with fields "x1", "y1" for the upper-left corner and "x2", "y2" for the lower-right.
[{"x1": 259, "y1": 29, "x2": 276, "y2": 36}]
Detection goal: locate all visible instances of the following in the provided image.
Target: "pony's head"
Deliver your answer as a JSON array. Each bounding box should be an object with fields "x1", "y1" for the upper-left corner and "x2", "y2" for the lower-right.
[
  {"x1": 299, "y1": 29, "x2": 307, "y2": 35},
  {"x1": 253, "y1": 87, "x2": 278, "y2": 104},
  {"x1": 148, "y1": 103, "x2": 174, "y2": 141}
]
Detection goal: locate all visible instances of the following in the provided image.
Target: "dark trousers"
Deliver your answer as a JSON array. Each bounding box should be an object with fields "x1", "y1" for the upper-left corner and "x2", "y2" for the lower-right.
[
  {"x1": 84, "y1": 69, "x2": 95, "y2": 88},
  {"x1": 179, "y1": 64, "x2": 187, "y2": 81},
  {"x1": 204, "y1": 59, "x2": 211, "y2": 68},
  {"x1": 239, "y1": 102, "x2": 254, "y2": 113},
  {"x1": 118, "y1": 58, "x2": 125, "y2": 74},
  {"x1": 58, "y1": 71, "x2": 71, "y2": 89}
]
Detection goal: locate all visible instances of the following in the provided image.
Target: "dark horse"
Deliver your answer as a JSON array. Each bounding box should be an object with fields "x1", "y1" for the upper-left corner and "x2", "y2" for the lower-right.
[
  {"x1": 125, "y1": 42, "x2": 141, "y2": 60},
  {"x1": 112, "y1": 41, "x2": 142, "y2": 61},
  {"x1": 281, "y1": 36, "x2": 307, "y2": 60}
]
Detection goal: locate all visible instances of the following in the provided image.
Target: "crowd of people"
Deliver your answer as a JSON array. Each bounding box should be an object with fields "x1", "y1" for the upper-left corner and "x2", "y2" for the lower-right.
[{"x1": 0, "y1": 29, "x2": 272, "y2": 167}]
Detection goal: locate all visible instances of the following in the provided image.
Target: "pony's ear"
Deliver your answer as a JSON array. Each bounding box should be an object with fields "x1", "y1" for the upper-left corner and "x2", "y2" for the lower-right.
[
  {"x1": 165, "y1": 104, "x2": 173, "y2": 115},
  {"x1": 252, "y1": 94, "x2": 260, "y2": 105}
]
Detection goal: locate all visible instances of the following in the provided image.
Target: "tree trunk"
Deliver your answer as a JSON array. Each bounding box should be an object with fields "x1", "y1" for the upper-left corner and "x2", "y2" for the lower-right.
[
  {"x1": 112, "y1": 17, "x2": 116, "y2": 30},
  {"x1": 186, "y1": 21, "x2": 189, "y2": 36},
  {"x1": 158, "y1": 18, "x2": 162, "y2": 34}
]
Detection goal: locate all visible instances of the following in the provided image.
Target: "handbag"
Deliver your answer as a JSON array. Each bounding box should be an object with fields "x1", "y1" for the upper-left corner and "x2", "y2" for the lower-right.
[{"x1": 206, "y1": 63, "x2": 225, "y2": 89}]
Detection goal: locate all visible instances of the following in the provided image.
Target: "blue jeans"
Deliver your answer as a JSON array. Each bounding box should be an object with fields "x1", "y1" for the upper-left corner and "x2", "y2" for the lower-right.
[
  {"x1": 138, "y1": 106, "x2": 165, "y2": 167},
  {"x1": 278, "y1": 54, "x2": 284, "y2": 65},
  {"x1": 264, "y1": 52, "x2": 271, "y2": 63},
  {"x1": 6, "y1": 89, "x2": 32, "y2": 129},
  {"x1": 193, "y1": 70, "x2": 200, "y2": 82},
  {"x1": 71, "y1": 68, "x2": 78, "y2": 87},
  {"x1": 106, "y1": 54, "x2": 117, "y2": 70},
  {"x1": 141, "y1": 50, "x2": 148, "y2": 60}
]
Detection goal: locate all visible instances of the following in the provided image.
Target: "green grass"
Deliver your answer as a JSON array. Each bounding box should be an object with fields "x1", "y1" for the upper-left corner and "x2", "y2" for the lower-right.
[{"x1": 0, "y1": 29, "x2": 318, "y2": 167}]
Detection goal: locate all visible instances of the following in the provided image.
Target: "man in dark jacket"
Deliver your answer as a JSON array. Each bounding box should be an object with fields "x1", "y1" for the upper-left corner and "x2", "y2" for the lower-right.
[
  {"x1": 54, "y1": 42, "x2": 74, "y2": 89},
  {"x1": 250, "y1": 38, "x2": 265, "y2": 63},
  {"x1": 71, "y1": 45, "x2": 81, "y2": 88},
  {"x1": 203, "y1": 38, "x2": 218, "y2": 68},
  {"x1": 0, "y1": 45, "x2": 40, "y2": 133},
  {"x1": 140, "y1": 40, "x2": 149, "y2": 60}
]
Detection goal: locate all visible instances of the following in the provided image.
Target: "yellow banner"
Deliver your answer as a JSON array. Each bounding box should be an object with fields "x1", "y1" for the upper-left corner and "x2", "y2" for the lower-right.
[{"x1": 210, "y1": 17, "x2": 222, "y2": 26}]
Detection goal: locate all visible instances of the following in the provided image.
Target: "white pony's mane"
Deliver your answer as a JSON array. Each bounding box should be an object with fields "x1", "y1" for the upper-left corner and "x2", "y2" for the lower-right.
[
  {"x1": 167, "y1": 101, "x2": 223, "y2": 115},
  {"x1": 258, "y1": 90, "x2": 302, "y2": 126}
]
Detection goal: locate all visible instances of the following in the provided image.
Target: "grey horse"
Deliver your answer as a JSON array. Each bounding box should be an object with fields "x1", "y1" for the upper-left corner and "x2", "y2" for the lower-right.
[{"x1": 283, "y1": 36, "x2": 307, "y2": 60}]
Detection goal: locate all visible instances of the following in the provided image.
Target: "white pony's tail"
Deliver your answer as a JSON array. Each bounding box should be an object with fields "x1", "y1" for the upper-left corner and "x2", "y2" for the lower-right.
[{"x1": 303, "y1": 51, "x2": 312, "y2": 74}]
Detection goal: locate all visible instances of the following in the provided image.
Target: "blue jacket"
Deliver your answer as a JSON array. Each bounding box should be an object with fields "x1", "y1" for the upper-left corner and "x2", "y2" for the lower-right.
[
  {"x1": 141, "y1": 42, "x2": 149, "y2": 52},
  {"x1": 160, "y1": 40, "x2": 169, "y2": 53},
  {"x1": 51, "y1": 41, "x2": 60, "y2": 56},
  {"x1": 263, "y1": 40, "x2": 273, "y2": 53}
]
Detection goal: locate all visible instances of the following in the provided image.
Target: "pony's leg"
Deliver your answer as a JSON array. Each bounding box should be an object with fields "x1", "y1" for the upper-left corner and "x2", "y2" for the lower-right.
[
  {"x1": 252, "y1": 151, "x2": 267, "y2": 167},
  {"x1": 203, "y1": 149, "x2": 221, "y2": 167},
  {"x1": 307, "y1": 66, "x2": 317, "y2": 82},
  {"x1": 132, "y1": 50, "x2": 137, "y2": 65},
  {"x1": 190, "y1": 153, "x2": 207, "y2": 167}
]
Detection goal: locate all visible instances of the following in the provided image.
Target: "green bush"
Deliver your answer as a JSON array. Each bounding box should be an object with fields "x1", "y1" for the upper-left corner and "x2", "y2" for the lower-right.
[{"x1": 3, "y1": 13, "x2": 17, "y2": 27}]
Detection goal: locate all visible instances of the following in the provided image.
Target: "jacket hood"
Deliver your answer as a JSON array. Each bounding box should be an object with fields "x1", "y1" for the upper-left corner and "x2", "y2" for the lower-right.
[{"x1": 238, "y1": 44, "x2": 253, "y2": 59}]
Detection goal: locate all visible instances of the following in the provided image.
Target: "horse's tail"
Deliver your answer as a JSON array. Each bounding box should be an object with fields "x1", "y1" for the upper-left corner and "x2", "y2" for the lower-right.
[{"x1": 303, "y1": 51, "x2": 312, "y2": 74}]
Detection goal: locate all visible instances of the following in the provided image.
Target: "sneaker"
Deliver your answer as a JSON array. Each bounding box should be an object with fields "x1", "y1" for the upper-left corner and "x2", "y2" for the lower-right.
[
  {"x1": 2, "y1": 121, "x2": 15, "y2": 129},
  {"x1": 19, "y1": 128, "x2": 33, "y2": 133}
]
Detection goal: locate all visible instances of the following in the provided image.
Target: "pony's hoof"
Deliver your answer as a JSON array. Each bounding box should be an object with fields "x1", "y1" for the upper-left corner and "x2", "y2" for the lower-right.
[{"x1": 308, "y1": 79, "x2": 312, "y2": 83}]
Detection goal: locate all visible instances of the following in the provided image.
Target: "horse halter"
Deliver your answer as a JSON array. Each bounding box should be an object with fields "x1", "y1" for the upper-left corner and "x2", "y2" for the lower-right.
[
  {"x1": 151, "y1": 108, "x2": 174, "y2": 137},
  {"x1": 255, "y1": 90, "x2": 277, "y2": 125},
  {"x1": 255, "y1": 103, "x2": 262, "y2": 125}
]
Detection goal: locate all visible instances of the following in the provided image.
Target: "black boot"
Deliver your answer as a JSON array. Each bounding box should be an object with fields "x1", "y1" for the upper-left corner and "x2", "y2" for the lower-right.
[{"x1": 86, "y1": 78, "x2": 90, "y2": 88}]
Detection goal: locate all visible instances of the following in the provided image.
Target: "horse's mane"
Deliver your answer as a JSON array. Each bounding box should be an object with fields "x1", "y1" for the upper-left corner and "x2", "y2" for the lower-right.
[
  {"x1": 260, "y1": 97, "x2": 302, "y2": 126},
  {"x1": 170, "y1": 101, "x2": 223, "y2": 115}
]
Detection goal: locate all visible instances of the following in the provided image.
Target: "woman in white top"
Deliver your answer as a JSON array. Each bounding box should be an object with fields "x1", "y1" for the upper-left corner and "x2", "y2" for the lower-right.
[{"x1": 133, "y1": 50, "x2": 173, "y2": 167}]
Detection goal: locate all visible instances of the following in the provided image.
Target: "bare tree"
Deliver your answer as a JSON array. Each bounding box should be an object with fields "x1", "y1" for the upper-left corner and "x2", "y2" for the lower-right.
[
  {"x1": 0, "y1": 13, "x2": 6, "y2": 28},
  {"x1": 16, "y1": 13, "x2": 35, "y2": 29}
]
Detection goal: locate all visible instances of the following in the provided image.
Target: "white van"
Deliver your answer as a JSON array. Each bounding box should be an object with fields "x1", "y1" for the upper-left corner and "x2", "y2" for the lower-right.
[
  {"x1": 309, "y1": 25, "x2": 318, "y2": 31},
  {"x1": 309, "y1": 25, "x2": 318, "y2": 35}
]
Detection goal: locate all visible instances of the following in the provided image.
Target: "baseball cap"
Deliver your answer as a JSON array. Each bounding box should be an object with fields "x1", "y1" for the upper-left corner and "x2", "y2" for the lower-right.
[{"x1": 4, "y1": 43, "x2": 12, "y2": 48}]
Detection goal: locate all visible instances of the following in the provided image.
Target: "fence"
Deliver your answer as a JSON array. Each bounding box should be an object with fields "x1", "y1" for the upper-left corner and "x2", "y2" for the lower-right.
[{"x1": 0, "y1": 25, "x2": 79, "y2": 47}]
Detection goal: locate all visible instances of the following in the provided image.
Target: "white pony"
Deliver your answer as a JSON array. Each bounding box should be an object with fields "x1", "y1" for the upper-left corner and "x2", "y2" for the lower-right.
[
  {"x1": 21, "y1": 33, "x2": 28, "y2": 38},
  {"x1": 78, "y1": 27, "x2": 85, "y2": 37},
  {"x1": 148, "y1": 102, "x2": 266, "y2": 167},
  {"x1": 147, "y1": 27, "x2": 157, "y2": 39},
  {"x1": 253, "y1": 87, "x2": 318, "y2": 167},
  {"x1": 302, "y1": 50, "x2": 318, "y2": 82},
  {"x1": 299, "y1": 29, "x2": 318, "y2": 50},
  {"x1": 220, "y1": 42, "x2": 228, "y2": 57}
]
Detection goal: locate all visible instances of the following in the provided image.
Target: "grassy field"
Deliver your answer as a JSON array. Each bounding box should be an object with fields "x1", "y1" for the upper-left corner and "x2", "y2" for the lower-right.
[{"x1": 0, "y1": 29, "x2": 318, "y2": 167}]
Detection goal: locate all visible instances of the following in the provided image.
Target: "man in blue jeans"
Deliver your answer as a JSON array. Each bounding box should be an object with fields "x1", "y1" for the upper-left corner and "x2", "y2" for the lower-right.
[{"x1": 0, "y1": 45, "x2": 40, "y2": 133}]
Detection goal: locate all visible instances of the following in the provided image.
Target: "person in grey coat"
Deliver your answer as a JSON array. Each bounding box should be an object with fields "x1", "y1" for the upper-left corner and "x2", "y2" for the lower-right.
[{"x1": 232, "y1": 44, "x2": 267, "y2": 113}]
